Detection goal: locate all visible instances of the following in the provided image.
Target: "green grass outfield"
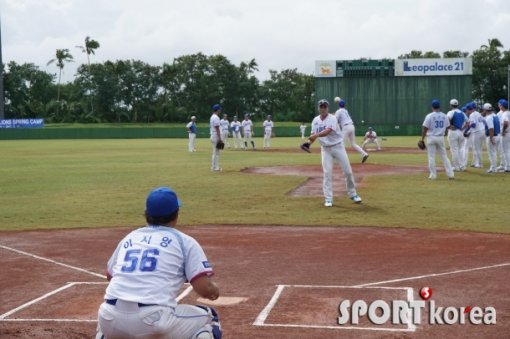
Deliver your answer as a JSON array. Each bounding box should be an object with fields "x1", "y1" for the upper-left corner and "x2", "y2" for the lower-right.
[{"x1": 0, "y1": 136, "x2": 507, "y2": 233}]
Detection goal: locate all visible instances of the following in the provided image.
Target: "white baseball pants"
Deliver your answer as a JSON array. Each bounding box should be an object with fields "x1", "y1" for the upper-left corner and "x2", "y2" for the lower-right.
[
  {"x1": 263, "y1": 131, "x2": 272, "y2": 148},
  {"x1": 502, "y1": 134, "x2": 510, "y2": 171},
  {"x1": 470, "y1": 132, "x2": 485, "y2": 167},
  {"x1": 210, "y1": 135, "x2": 221, "y2": 171},
  {"x1": 486, "y1": 136, "x2": 501, "y2": 172},
  {"x1": 321, "y1": 143, "x2": 357, "y2": 202},
  {"x1": 221, "y1": 130, "x2": 229, "y2": 148},
  {"x1": 232, "y1": 131, "x2": 243, "y2": 148},
  {"x1": 98, "y1": 300, "x2": 216, "y2": 339},
  {"x1": 447, "y1": 130, "x2": 465, "y2": 170},
  {"x1": 188, "y1": 133, "x2": 196, "y2": 152},
  {"x1": 361, "y1": 138, "x2": 381, "y2": 151},
  {"x1": 342, "y1": 124, "x2": 368, "y2": 158},
  {"x1": 426, "y1": 136, "x2": 454, "y2": 178}
]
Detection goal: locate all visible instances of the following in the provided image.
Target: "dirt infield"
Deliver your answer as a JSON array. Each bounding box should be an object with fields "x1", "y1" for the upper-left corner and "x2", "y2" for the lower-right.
[{"x1": 1, "y1": 226, "x2": 509, "y2": 338}]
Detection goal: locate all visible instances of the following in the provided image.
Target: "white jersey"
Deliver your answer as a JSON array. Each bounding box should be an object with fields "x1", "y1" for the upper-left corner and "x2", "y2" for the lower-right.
[
  {"x1": 423, "y1": 111, "x2": 450, "y2": 136},
  {"x1": 210, "y1": 114, "x2": 220, "y2": 136},
  {"x1": 311, "y1": 113, "x2": 343, "y2": 147},
  {"x1": 231, "y1": 120, "x2": 241, "y2": 133},
  {"x1": 104, "y1": 225, "x2": 214, "y2": 308},
  {"x1": 502, "y1": 111, "x2": 510, "y2": 136},
  {"x1": 263, "y1": 120, "x2": 273, "y2": 132},
  {"x1": 469, "y1": 111, "x2": 486, "y2": 133},
  {"x1": 365, "y1": 130, "x2": 377, "y2": 140},
  {"x1": 335, "y1": 108, "x2": 354, "y2": 127},
  {"x1": 242, "y1": 119, "x2": 253, "y2": 133},
  {"x1": 219, "y1": 119, "x2": 230, "y2": 132}
]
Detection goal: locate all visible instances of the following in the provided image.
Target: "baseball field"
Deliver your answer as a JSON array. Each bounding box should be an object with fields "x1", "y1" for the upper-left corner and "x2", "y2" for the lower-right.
[{"x1": 1, "y1": 136, "x2": 509, "y2": 338}]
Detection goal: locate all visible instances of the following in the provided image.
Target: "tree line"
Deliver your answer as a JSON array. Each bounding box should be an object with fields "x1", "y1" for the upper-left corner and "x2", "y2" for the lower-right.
[{"x1": 2, "y1": 37, "x2": 509, "y2": 123}]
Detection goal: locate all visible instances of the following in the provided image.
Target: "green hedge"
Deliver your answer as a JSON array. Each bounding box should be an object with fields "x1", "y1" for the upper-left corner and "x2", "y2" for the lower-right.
[{"x1": 0, "y1": 125, "x2": 421, "y2": 140}]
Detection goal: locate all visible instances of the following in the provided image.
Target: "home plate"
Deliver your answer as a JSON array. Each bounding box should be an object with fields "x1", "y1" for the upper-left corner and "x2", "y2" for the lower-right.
[{"x1": 196, "y1": 296, "x2": 248, "y2": 306}]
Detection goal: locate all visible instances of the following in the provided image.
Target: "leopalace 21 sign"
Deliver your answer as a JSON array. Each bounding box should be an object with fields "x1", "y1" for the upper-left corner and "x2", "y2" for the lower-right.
[{"x1": 395, "y1": 58, "x2": 472, "y2": 76}]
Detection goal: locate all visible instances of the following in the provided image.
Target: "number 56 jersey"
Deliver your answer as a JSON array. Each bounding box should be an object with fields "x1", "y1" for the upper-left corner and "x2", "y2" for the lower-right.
[{"x1": 104, "y1": 225, "x2": 214, "y2": 308}]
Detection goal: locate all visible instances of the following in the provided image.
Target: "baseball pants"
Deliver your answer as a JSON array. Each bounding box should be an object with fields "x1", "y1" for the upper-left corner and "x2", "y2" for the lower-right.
[
  {"x1": 232, "y1": 131, "x2": 243, "y2": 149},
  {"x1": 263, "y1": 131, "x2": 272, "y2": 148},
  {"x1": 342, "y1": 124, "x2": 368, "y2": 158},
  {"x1": 426, "y1": 136, "x2": 454, "y2": 178},
  {"x1": 188, "y1": 133, "x2": 196, "y2": 152},
  {"x1": 470, "y1": 132, "x2": 485, "y2": 167},
  {"x1": 447, "y1": 130, "x2": 465, "y2": 170},
  {"x1": 502, "y1": 134, "x2": 510, "y2": 171},
  {"x1": 221, "y1": 130, "x2": 230, "y2": 148},
  {"x1": 486, "y1": 136, "x2": 501, "y2": 172},
  {"x1": 321, "y1": 143, "x2": 357, "y2": 202},
  {"x1": 361, "y1": 138, "x2": 381, "y2": 151},
  {"x1": 210, "y1": 135, "x2": 221, "y2": 171}
]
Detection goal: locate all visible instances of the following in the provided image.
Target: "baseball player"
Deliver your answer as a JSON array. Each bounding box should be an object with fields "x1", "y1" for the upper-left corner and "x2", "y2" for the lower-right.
[
  {"x1": 446, "y1": 99, "x2": 468, "y2": 171},
  {"x1": 464, "y1": 102, "x2": 485, "y2": 168},
  {"x1": 335, "y1": 99, "x2": 369, "y2": 163},
  {"x1": 219, "y1": 114, "x2": 230, "y2": 149},
  {"x1": 230, "y1": 116, "x2": 243, "y2": 149},
  {"x1": 496, "y1": 99, "x2": 507, "y2": 171},
  {"x1": 498, "y1": 99, "x2": 510, "y2": 172},
  {"x1": 421, "y1": 99, "x2": 454, "y2": 180},
  {"x1": 306, "y1": 99, "x2": 362, "y2": 207},
  {"x1": 361, "y1": 127, "x2": 381, "y2": 151},
  {"x1": 263, "y1": 115, "x2": 274, "y2": 149},
  {"x1": 242, "y1": 114, "x2": 256, "y2": 150},
  {"x1": 96, "y1": 187, "x2": 222, "y2": 339},
  {"x1": 210, "y1": 104, "x2": 223, "y2": 172},
  {"x1": 483, "y1": 103, "x2": 501, "y2": 173},
  {"x1": 299, "y1": 123, "x2": 307, "y2": 139},
  {"x1": 186, "y1": 116, "x2": 197, "y2": 152}
]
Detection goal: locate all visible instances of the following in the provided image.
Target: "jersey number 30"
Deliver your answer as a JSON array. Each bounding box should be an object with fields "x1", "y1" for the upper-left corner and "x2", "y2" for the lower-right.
[{"x1": 121, "y1": 249, "x2": 159, "y2": 272}]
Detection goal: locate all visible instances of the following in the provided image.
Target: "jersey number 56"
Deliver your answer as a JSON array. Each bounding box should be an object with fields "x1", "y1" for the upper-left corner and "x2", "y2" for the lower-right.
[{"x1": 121, "y1": 249, "x2": 159, "y2": 272}]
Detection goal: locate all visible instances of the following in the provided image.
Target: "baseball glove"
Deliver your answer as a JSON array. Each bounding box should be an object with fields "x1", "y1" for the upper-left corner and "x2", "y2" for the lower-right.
[
  {"x1": 216, "y1": 141, "x2": 225, "y2": 150},
  {"x1": 417, "y1": 140, "x2": 426, "y2": 150},
  {"x1": 300, "y1": 142, "x2": 311, "y2": 153},
  {"x1": 463, "y1": 130, "x2": 471, "y2": 138}
]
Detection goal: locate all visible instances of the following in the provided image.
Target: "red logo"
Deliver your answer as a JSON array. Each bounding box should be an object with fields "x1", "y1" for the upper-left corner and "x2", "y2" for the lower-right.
[{"x1": 419, "y1": 286, "x2": 432, "y2": 300}]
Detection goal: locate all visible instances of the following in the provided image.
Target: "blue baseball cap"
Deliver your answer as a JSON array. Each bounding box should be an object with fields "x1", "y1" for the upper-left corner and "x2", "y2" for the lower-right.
[
  {"x1": 146, "y1": 187, "x2": 181, "y2": 217},
  {"x1": 212, "y1": 104, "x2": 222, "y2": 111},
  {"x1": 339, "y1": 99, "x2": 346, "y2": 107},
  {"x1": 498, "y1": 99, "x2": 509, "y2": 108},
  {"x1": 431, "y1": 99, "x2": 440, "y2": 109}
]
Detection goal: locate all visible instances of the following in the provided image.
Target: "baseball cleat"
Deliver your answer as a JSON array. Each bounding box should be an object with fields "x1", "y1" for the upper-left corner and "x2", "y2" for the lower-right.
[
  {"x1": 324, "y1": 199, "x2": 333, "y2": 207},
  {"x1": 350, "y1": 195, "x2": 362, "y2": 203},
  {"x1": 361, "y1": 154, "x2": 369, "y2": 163}
]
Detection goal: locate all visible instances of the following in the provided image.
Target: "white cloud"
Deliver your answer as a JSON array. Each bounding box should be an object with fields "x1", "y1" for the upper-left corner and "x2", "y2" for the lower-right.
[{"x1": 1, "y1": 0, "x2": 509, "y2": 82}]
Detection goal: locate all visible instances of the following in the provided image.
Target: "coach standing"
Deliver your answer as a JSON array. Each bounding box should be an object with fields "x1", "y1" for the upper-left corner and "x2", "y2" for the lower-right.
[
  {"x1": 421, "y1": 99, "x2": 454, "y2": 180},
  {"x1": 186, "y1": 116, "x2": 197, "y2": 152}
]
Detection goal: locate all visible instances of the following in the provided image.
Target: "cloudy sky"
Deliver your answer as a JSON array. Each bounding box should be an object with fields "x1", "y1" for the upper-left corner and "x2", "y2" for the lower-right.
[{"x1": 1, "y1": 0, "x2": 509, "y2": 83}]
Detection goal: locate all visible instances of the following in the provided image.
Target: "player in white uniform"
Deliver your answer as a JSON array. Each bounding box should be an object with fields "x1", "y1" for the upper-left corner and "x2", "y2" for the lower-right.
[
  {"x1": 483, "y1": 103, "x2": 501, "y2": 173},
  {"x1": 263, "y1": 115, "x2": 274, "y2": 149},
  {"x1": 219, "y1": 114, "x2": 230, "y2": 149},
  {"x1": 464, "y1": 102, "x2": 485, "y2": 168},
  {"x1": 300, "y1": 123, "x2": 307, "y2": 139},
  {"x1": 97, "y1": 187, "x2": 221, "y2": 339},
  {"x1": 307, "y1": 99, "x2": 362, "y2": 207},
  {"x1": 498, "y1": 99, "x2": 510, "y2": 172},
  {"x1": 242, "y1": 114, "x2": 256, "y2": 150},
  {"x1": 335, "y1": 99, "x2": 369, "y2": 163},
  {"x1": 421, "y1": 99, "x2": 454, "y2": 180},
  {"x1": 210, "y1": 104, "x2": 223, "y2": 172},
  {"x1": 230, "y1": 116, "x2": 243, "y2": 149},
  {"x1": 446, "y1": 99, "x2": 468, "y2": 171},
  {"x1": 496, "y1": 100, "x2": 506, "y2": 171},
  {"x1": 186, "y1": 116, "x2": 197, "y2": 152},
  {"x1": 361, "y1": 127, "x2": 381, "y2": 151}
]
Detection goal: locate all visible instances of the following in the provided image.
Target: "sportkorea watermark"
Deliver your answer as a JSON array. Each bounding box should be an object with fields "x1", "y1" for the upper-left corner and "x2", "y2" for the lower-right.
[{"x1": 338, "y1": 287, "x2": 496, "y2": 326}]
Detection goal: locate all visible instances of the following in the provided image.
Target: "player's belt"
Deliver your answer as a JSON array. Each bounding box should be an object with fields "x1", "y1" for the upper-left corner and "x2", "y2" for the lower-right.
[
  {"x1": 343, "y1": 123, "x2": 352, "y2": 126},
  {"x1": 105, "y1": 299, "x2": 156, "y2": 307}
]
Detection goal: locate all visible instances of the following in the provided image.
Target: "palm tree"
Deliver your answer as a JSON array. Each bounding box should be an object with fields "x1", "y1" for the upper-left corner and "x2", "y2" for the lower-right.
[
  {"x1": 482, "y1": 38, "x2": 503, "y2": 50},
  {"x1": 76, "y1": 36, "x2": 100, "y2": 113},
  {"x1": 47, "y1": 48, "x2": 74, "y2": 117}
]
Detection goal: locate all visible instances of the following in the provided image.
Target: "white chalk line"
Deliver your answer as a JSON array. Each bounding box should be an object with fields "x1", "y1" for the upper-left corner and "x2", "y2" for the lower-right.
[
  {"x1": 253, "y1": 285, "x2": 414, "y2": 332},
  {"x1": 254, "y1": 262, "x2": 510, "y2": 332},
  {"x1": 0, "y1": 281, "x2": 192, "y2": 322},
  {"x1": 353, "y1": 262, "x2": 510, "y2": 287},
  {"x1": 0, "y1": 244, "x2": 105, "y2": 279}
]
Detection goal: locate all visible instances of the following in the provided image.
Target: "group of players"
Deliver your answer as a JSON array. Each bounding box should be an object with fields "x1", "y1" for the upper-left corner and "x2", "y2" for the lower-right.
[{"x1": 421, "y1": 98, "x2": 510, "y2": 180}]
